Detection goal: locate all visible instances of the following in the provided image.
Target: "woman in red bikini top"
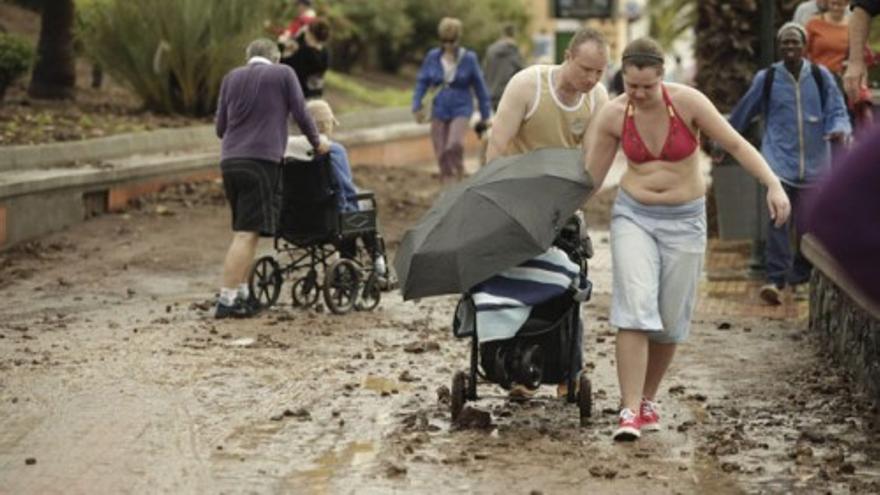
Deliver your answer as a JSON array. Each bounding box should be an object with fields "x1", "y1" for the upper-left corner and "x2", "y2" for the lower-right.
[
  {"x1": 621, "y1": 84, "x2": 698, "y2": 163},
  {"x1": 583, "y1": 37, "x2": 791, "y2": 443}
]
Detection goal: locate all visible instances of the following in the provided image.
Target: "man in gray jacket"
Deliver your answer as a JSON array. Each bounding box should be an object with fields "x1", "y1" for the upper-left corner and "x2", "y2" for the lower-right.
[
  {"x1": 214, "y1": 38, "x2": 328, "y2": 318},
  {"x1": 483, "y1": 24, "x2": 524, "y2": 111}
]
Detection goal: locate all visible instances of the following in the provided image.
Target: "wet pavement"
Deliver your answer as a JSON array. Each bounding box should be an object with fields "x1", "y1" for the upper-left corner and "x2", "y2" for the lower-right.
[{"x1": 0, "y1": 160, "x2": 878, "y2": 494}]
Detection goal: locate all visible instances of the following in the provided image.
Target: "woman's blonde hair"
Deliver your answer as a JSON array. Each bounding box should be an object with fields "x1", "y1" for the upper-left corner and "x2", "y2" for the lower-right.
[
  {"x1": 437, "y1": 17, "x2": 462, "y2": 41},
  {"x1": 306, "y1": 99, "x2": 338, "y2": 134}
]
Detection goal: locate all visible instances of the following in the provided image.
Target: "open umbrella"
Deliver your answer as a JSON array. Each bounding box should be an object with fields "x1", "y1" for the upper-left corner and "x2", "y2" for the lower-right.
[{"x1": 394, "y1": 147, "x2": 593, "y2": 300}]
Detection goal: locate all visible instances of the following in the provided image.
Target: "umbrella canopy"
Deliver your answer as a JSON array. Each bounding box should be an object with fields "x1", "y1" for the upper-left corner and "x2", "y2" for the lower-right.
[{"x1": 394, "y1": 147, "x2": 594, "y2": 300}]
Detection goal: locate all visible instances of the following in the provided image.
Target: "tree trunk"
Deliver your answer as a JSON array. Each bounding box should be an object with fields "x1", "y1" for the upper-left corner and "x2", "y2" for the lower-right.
[
  {"x1": 28, "y1": 0, "x2": 76, "y2": 100},
  {"x1": 695, "y1": 0, "x2": 799, "y2": 113}
]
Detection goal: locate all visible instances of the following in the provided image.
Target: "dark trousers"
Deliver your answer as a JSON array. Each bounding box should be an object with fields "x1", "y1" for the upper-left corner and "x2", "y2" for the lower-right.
[
  {"x1": 765, "y1": 182, "x2": 812, "y2": 288},
  {"x1": 338, "y1": 233, "x2": 382, "y2": 262}
]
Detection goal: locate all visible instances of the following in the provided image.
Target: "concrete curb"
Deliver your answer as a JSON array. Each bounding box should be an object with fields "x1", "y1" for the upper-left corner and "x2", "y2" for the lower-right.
[
  {"x1": 0, "y1": 106, "x2": 483, "y2": 249},
  {"x1": 0, "y1": 127, "x2": 218, "y2": 172},
  {"x1": 0, "y1": 106, "x2": 415, "y2": 172}
]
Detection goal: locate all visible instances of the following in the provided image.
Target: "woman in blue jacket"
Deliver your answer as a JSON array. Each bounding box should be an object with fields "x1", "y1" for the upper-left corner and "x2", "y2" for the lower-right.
[
  {"x1": 728, "y1": 22, "x2": 851, "y2": 305},
  {"x1": 412, "y1": 17, "x2": 491, "y2": 182}
]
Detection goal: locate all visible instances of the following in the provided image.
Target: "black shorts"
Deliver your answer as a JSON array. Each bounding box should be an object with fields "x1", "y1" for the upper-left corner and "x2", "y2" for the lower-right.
[{"x1": 221, "y1": 158, "x2": 280, "y2": 235}]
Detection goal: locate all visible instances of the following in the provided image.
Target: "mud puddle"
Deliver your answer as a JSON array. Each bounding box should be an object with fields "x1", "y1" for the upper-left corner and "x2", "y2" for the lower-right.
[{"x1": 1, "y1": 161, "x2": 879, "y2": 493}]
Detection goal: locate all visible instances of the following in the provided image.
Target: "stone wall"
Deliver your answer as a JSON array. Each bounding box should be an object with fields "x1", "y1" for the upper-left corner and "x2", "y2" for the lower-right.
[{"x1": 805, "y1": 235, "x2": 880, "y2": 404}]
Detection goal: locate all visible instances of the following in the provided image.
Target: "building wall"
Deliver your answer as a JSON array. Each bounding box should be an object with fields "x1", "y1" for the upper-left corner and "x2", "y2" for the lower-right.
[{"x1": 524, "y1": 0, "x2": 630, "y2": 65}]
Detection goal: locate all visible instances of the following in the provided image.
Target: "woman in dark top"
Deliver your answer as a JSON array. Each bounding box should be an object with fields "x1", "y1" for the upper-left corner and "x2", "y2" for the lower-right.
[{"x1": 281, "y1": 18, "x2": 330, "y2": 99}]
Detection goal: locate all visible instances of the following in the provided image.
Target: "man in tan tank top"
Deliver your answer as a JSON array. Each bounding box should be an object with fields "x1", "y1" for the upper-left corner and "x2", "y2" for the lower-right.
[
  {"x1": 486, "y1": 26, "x2": 610, "y2": 162},
  {"x1": 483, "y1": 27, "x2": 609, "y2": 399}
]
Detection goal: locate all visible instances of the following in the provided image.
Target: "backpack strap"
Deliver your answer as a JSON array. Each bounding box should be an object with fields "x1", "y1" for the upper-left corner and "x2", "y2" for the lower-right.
[
  {"x1": 761, "y1": 66, "x2": 775, "y2": 118},
  {"x1": 810, "y1": 62, "x2": 826, "y2": 110},
  {"x1": 762, "y1": 63, "x2": 827, "y2": 118}
]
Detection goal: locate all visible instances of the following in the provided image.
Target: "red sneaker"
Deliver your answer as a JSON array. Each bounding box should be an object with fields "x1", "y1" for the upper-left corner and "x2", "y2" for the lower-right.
[
  {"x1": 612, "y1": 408, "x2": 641, "y2": 441},
  {"x1": 640, "y1": 399, "x2": 660, "y2": 432}
]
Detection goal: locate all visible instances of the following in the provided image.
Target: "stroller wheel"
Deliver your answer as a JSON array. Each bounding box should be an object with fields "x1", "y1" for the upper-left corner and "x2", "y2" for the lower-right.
[
  {"x1": 519, "y1": 344, "x2": 544, "y2": 390},
  {"x1": 291, "y1": 273, "x2": 319, "y2": 308},
  {"x1": 355, "y1": 273, "x2": 381, "y2": 311},
  {"x1": 248, "y1": 256, "x2": 283, "y2": 309},
  {"x1": 578, "y1": 372, "x2": 592, "y2": 425},
  {"x1": 451, "y1": 370, "x2": 469, "y2": 423},
  {"x1": 323, "y1": 259, "x2": 361, "y2": 314}
]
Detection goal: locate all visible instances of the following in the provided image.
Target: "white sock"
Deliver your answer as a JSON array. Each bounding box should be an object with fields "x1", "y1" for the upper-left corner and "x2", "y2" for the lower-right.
[
  {"x1": 237, "y1": 283, "x2": 249, "y2": 300},
  {"x1": 219, "y1": 287, "x2": 238, "y2": 306},
  {"x1": 374, "y1": 255, "x2": 387, "y2": 275}
]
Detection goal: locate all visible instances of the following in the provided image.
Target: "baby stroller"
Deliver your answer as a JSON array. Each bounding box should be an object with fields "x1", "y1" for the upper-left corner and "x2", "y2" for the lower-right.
[
  {"x1": 449, "y1": 215, "x2": 594, "y2": 425},
  {"x1": 247, "y1": 153, "x2": 387, "y2": 314}
]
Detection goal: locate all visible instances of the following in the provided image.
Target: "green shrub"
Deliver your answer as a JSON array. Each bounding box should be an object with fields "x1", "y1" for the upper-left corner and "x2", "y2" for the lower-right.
[
  {"x1": 0, "y1": 33, "x2": 34, "y2": 101},
  {"x1": 78, "y1": 0, "x2": 273, "y2": 116},
  {"x1": 400, "y1": 0, "x2": 529, "y2": 68},
  {"x1": 268, "y1": 0, "x2": 528, "y2": 74},
  {"x1": 324, "y1": 70, "x2": 412, "y2": 109}
]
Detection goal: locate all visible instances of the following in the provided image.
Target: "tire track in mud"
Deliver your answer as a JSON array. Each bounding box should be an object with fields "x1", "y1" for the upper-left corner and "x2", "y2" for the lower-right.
[{"x1": 2, "y1": 163, "x2": 879, "y2": 493}]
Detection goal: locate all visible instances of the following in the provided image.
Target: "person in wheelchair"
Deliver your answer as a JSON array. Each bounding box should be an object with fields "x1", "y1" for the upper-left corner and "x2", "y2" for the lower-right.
[{"x1": 286, "y1": 100, "x2": 393, "y2": 287}]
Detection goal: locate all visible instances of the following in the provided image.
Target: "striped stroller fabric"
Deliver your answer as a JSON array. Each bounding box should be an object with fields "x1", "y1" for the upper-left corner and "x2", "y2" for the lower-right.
[{"x1": 472, "y1": 246, "x2": 586, "y2": 343}]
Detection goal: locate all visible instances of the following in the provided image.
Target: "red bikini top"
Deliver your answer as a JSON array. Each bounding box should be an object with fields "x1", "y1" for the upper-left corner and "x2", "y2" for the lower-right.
[{"x1": 621, "y1": 85, "x2": 698, "y2": 164}]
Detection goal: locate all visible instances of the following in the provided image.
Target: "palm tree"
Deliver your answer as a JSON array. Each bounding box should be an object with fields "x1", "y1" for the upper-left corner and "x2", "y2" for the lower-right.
[
  {"x1": 694, "y1": 0, "x2": 800, "y2": 112},
  {"x1": 647, "y1": 0, "x2": 697, "y2": 53},
  {"x1": 28, "y1": 0, "x2": 76, "y2": 99}
]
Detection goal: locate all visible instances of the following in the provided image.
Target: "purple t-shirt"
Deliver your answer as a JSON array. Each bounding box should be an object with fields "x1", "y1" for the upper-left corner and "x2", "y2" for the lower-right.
[{"x1": 216, "y1": 59, "x2": 320, "y2": 163}]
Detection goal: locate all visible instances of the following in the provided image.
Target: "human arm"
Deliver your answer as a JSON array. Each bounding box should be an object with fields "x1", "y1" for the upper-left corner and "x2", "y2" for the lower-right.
[
  {"x1": 513, "y1": 48, "x2": 525, "y2": 73},
  {"x1": 690, "y1": 89, "x2": 790, "y2": 227},
  {"x1": 583, "y1": 102, "x2": 621, "y2": 195},
  {"x1": 412, "y1": 52, "x2": 435, "y2": 122},
  {"x1": 727, "y1": 71, "x2": 765, "y2": 134},
  {"x1": 819, "y1": 66, "x2": 853, "y2": 139},
  {"x1": 843, "y1": 5, "x2": 873, "y2": 101},
  {"x1": 469, "y1": 51, "x2": 493, "y2": 122},
  {"x1": 485, "y1": 67, "x2": 534, "y2": 162}
]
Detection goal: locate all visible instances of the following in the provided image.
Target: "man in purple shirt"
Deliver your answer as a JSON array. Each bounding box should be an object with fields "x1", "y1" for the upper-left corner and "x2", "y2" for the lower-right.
[{"x1": 214, "y1": 38, "x2": 328, "y2": 318}]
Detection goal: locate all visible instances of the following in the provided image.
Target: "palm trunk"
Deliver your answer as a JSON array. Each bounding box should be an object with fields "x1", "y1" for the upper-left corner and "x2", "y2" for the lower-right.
[
  {"x1": 695, "y1": 0, "x2": 799, "y2": 113},
  {"x1": 28, "y1": 0, "x2": 76, "y2": 100}
]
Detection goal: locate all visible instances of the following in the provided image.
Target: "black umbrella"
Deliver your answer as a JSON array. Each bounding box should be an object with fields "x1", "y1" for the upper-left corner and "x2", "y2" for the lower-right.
[{"x1": 394, "y1": 148, "x2": 593, "y2": 300}]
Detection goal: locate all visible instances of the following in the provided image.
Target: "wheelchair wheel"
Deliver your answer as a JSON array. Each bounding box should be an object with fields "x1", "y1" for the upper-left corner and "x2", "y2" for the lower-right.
[
  {"x1": 355, "y1": 273, "x2": 381, "y2": 311},
  {"x1": 248, "y1": 256, "x2": 282, "y2": 308},
  {"x1": 323, "y1": 259, "x2": 360, "y2": 314},
  {"x1": 291, "y1": 272, "x2": 320, "y2": 308},
  {"x1": 578, "y1": 371, "x2": 592, "y2": 426},
  {"x1": 451, "y1": 370, "x2": 468, "y2": 423}
]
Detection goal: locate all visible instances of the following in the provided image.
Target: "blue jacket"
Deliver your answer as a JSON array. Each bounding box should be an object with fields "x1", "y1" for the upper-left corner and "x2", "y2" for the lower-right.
[
  {"x1": 728, "y1": 60, "x2": 851, "y2": 186},
  {"x1": 412, "y1": 47, "x2": 491, "y2": 121},
  {"x1": 329, "y1": 142, "x2": 359, "y2": 213}
]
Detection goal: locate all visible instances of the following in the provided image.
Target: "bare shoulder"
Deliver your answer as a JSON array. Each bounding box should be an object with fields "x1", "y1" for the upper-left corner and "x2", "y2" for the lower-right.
[
  {"x1": 666, "y1": 83, "x2": 712, "y2": 108},
  {"x1": 596, "y1": 94, "x2": 627, "y2": 136},
  {"x1": 507, "y1": 65, "x2": 540, "y2": 92}
]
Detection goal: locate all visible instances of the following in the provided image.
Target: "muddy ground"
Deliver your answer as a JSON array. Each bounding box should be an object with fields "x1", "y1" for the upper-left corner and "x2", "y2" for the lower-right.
[{"x1": 1, "y1": 160, "x2": 879, "y2": 494}]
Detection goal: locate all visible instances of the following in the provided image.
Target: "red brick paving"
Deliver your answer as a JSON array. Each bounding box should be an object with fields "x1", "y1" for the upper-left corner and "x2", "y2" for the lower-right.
[{"x1": 587, "y1": 232, "x2": 808, "y2": 321}]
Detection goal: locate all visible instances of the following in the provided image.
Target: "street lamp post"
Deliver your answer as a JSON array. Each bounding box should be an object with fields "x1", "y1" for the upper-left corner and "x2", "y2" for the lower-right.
[{"x1": 749, "y1": 0, "x2": 775, "y2": 276}]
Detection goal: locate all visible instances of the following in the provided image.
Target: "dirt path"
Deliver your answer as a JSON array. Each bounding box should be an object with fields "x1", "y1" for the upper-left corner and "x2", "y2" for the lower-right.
[{"x1": 1, "y1": 161, "x2": 878, "y2": 494}]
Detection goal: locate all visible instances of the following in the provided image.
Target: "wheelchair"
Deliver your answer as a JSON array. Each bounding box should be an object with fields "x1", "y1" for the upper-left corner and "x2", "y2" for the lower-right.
[{"x1": 247, "y1": 153, "x2": 386, "y2": 314}]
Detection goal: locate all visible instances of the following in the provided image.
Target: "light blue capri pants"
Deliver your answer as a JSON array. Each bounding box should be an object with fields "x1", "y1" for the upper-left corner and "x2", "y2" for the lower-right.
[{"x1": 609, "y1": 189, "x2": 707, "y2": 344}]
